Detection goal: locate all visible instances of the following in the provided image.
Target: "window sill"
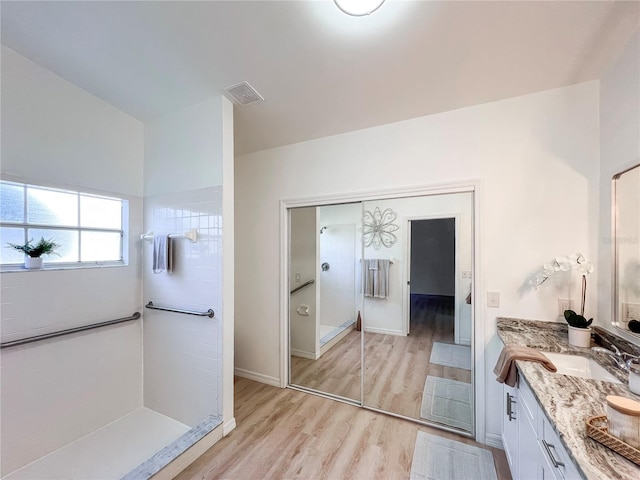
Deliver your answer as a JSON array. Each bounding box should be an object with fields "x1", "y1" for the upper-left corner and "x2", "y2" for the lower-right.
[{"x1": 1, "y1": 261, "x2": 127, "y2": 273}]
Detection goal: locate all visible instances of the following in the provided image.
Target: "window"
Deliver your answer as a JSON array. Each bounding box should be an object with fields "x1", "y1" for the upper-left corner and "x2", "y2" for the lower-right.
[{"x1": 0, "y1": 181, "x2": 127, "y2": 267}]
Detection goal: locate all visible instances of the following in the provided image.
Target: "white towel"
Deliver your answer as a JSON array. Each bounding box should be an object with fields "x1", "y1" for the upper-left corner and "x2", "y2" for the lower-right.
[
  {"x1": 362, "y1": 259, "x2": 390, "y2": 298},
  {"x1": 152, "y1": 235, "x2": 173, "y2": 274}
]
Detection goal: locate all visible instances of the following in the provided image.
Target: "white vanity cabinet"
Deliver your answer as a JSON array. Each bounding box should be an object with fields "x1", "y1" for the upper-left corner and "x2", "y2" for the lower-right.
[{"x1": 502, "y1": 376, "x2": 582, "y2": 480}]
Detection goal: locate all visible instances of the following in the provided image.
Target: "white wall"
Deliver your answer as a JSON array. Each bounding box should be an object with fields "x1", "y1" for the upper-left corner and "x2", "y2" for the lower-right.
[
  {"x1": 0, "y1": 46, "x2": 143, "y2": 197},
  {"x1": 143, "y1": 96, "x2": 234, "y2": 431},
  {"x1": 143, "y1": 98, "x2": 223, "y2": 197},
  {"x1": 0, "y1": 48, "x2": 144, "y2": 475},
  {"x1": 235, "y1": 81, "x2": 600, "y2": 443},
  {"x1": 289, "y1": 207, "x2": 317, "y2": 358},
  {"x1": 598, "y1": 29, "x2": 640, "y2": 344}
]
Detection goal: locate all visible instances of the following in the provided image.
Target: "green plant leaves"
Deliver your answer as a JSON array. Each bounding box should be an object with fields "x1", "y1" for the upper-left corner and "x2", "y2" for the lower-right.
[{"x1": 564, "y1": 310, "x2": 593, "y2": 328}]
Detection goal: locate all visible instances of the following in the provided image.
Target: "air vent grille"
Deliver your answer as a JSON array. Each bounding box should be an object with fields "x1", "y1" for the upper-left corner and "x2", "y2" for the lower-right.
[{"x1": 224, "y1": 81, "x2": 264, "y2": 106}]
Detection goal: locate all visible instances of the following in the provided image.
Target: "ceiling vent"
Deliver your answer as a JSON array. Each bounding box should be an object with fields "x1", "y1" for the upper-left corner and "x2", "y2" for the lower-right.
[{"x1": 224, "y1": 81, "x2": 264, "y2": 106}]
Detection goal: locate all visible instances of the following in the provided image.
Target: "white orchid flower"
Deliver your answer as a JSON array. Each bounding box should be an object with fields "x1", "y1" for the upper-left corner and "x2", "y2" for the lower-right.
[{"x1": 554, "y1": 256, "x2": 572, "y2": 271}]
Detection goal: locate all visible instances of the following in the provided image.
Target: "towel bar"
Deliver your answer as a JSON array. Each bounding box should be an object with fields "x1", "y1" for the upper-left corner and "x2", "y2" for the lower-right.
[{"x1": 141, "y1": 229, "x2": 198, "y2": 243}]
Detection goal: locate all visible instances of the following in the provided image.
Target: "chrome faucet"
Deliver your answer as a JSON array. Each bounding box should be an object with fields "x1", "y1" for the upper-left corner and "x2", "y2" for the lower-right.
[{"x1": 591, "y1": 345, "x2": 639, "y2": 372}]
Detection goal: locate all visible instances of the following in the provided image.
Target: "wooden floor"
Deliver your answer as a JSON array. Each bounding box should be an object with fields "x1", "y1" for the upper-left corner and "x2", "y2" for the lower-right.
[
  {"x1": 291, "y1": 328, "x2": 361, "y2": 400},
  {"x1": 365, "y1": 295, "x2": 470, "y2": 421},
  {"x1": 291, "y1": 295, "x2": 471, "y2": 427},
  {"x1": 175, "y1": 377, "x2": 511, "y2": 480}
]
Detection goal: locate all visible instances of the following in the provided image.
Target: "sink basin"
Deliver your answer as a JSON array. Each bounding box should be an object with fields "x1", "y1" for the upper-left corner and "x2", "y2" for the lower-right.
[{"x1": 543, "y1": 352, "x2": 622, "y2": 384}]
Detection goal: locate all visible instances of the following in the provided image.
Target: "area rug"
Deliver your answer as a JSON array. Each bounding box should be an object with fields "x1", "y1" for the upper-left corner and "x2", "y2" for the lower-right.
[
  {"x1": 430, "y1": 342, "x2": 471, "y2": 370},
  {"x1": 420, "y1": 376, "x2": 472, "y2": 432},
  {"x1": 410, "y1": 431, "x2": 497, "y2": 480}
]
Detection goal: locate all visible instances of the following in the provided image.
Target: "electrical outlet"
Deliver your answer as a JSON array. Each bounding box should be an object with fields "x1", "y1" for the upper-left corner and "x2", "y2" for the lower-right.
[
  {"x1": 624, "y1": 303, "x2": 640, "y2": 321},
  {"x1": 558, "y1": 299, "x2": 573, "y2": 315},
  {"x1": 487, "y1": 291, "x2": 500, "y2": 308},
  {"x1": 462, "y1": 271, "x2": 472, "y2": 279}
]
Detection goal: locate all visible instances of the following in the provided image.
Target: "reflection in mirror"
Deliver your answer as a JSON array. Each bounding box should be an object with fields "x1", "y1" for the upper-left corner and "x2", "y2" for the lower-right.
[
  {"x1": 613, "y1": 164, "x2": 640, "y2": 337},
  {"x1": 362, "y1": 193, "x2": 474, "y2": 434},
  {"x1": 289, "y1": 203, "x2": 362, "y2": 401}
]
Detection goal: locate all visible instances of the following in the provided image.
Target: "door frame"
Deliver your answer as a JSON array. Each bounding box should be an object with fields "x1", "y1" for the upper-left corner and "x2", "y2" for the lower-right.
[
  {"x1": 279, "y1": 179, "x2": 484, "y2": 442},
  {"x1": 404, "y1": 215, "x2": 461, "y2": 341}
]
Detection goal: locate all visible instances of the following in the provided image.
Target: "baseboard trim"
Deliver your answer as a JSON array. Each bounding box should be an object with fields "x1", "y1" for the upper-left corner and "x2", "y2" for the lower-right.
[
  {"x1": 234, "y1": 368, "x2": 281, "y2": 387},
  {"x1": 485, "y1": 432, "x2": 503, "y2": 450},
  {"x1": 223, "y1": 417, "x2": 236, "y2": 436},
  {"x1": 290, "y1": 348, "x2": 318, "y2": 360},
  {"x1": 364, "y1": 326, "x2": 405, "y2": 336}
]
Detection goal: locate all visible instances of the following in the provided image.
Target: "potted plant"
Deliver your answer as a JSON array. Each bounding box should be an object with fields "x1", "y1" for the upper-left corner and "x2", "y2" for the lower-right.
[
  {"x1": 530, "y1": 253, "x2": 594, "y2": 347},
  {"x1": 7, "y1": 237, "x2": 60, "y2": 269}
]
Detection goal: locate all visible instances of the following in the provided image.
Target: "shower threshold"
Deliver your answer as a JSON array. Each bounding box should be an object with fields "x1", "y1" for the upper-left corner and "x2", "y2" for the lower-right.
[{"x1": 5, "y1": 408, "x2": 190, "y2": 480}]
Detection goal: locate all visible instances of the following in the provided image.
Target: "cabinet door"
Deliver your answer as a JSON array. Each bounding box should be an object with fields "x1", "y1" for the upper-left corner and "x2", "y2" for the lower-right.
[
  {"x1": 518, "y1": 412, "x2": 542, "y2": 480},
  {"x1": 539, "y1": 415, "x2": 582, "y2": 479},
  {"x1": 538, "y1": 438, "x2": 562, "y2": 480},
  {"x1": 502, "y1": 383, "x2": 519, "y2": 477}
]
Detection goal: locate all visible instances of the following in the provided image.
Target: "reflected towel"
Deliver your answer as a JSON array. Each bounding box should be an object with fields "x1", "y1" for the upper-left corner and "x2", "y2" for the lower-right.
[
  {"x1": 493, "y1": 345, "x2": 557, "y2": 387},
  {"x1": 152, "y1": 234, "x2": 173, "y2": 274},
  {"x1": 362, "y1": 259, "x2": 390, "y2": 298}
]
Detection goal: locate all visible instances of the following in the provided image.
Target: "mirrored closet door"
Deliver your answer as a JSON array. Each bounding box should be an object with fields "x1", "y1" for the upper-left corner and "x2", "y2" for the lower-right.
[
  {"x1": 289, "y1": 203, "x2": 363, "y2": 402},
  {"x1": 288, "y1": 191, "x2": 475, "y2": 436},
  {"x1": 361, "y1": 193, "x2": 474, "y2": 434}
]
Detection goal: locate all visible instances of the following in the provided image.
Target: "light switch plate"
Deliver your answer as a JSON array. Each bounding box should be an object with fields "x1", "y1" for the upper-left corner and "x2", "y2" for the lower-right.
[{"x1": 487, "y1": 291, "x2": 500, "y2": 308}]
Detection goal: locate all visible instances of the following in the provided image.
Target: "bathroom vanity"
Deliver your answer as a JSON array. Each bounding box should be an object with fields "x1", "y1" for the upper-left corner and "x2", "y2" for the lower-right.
[{"x1": 497, "y1": 318, "x2": 640, "y2": 480}]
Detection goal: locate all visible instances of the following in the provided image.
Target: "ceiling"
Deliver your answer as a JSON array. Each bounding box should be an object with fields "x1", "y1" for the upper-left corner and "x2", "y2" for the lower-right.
[{"x1": 2, "y1": 1, "x2": 639, "y2": 155}]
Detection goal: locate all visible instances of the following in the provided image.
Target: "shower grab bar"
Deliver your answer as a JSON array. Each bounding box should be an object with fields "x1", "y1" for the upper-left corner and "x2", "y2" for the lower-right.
[
  {"x1": 290, "y1": 279, "x2": 315, "y2": 295},
  {"x1": 145, "y1": 301, "x2": 214, "y2": 318},
  {"x1": 0, "y1": 312, "x2": 141, "y2": 350}
]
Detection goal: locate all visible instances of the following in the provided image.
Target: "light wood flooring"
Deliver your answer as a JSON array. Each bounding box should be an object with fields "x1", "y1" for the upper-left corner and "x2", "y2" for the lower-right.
[
  {"x1": 291, "y1": 328, "x2": 361, "y2": 401},
  {"x1": 175, "y1": 377, "x2": 511, "y2": 480},
  {"x1": 291, "y1": 295, "x2": 470, "y2": 427},
  {"x1": 364, "y1": 295, "x2": 470, "y2": 421}
]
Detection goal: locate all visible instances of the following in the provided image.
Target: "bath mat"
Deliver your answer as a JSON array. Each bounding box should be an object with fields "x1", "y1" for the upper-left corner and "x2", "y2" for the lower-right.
[
  {"x1": 430, "y1": 342, "x2": 471, "y2": 370},
  {"x1": 410, "y1": 432, "x2": 497, "y2": 480},
  {"x1": 420, "y1": 376, "x2": 472, "y2": 432}
]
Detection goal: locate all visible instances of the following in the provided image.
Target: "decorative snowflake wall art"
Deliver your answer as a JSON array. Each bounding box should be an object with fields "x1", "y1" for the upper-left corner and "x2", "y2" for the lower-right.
[{"x1": 363, "y1": 207, "x2": 399, "y2": 249}]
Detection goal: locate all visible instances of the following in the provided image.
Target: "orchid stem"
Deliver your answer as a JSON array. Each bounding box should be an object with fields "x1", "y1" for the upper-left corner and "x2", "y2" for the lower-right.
[{"x1": 581, "y1": 275, "x2": 586, "y2": 316}]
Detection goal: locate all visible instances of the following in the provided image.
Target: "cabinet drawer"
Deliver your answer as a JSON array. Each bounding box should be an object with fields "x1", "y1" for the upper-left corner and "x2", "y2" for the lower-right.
[{"x1": 540, "y1": 415, "x2": 582, "y2": 480}]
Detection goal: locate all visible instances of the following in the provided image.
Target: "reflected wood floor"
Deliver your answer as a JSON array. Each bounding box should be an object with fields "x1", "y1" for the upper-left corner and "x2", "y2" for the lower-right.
[
  {"x1": 364, "y1": 294, "x2": 471, "y2": 421},
  {"x1": 291, "y1": 327, "x2": 361, "y2": 400},
  {"x1": 291, "y1": 295, "x2": 470, "y2": 426},
  {"x1": 176, "y1": 377, "x2": 511, "y2": 480}
]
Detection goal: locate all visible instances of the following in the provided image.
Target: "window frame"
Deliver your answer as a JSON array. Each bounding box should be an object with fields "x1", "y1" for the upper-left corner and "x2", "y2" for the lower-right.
[{"x1": 1, "y1": 180, "x2": 128, "y2": 270}]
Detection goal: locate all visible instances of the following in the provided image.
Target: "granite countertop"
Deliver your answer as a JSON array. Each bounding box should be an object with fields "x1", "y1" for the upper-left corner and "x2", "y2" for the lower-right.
[{"x1": 496, "y1": 317, "x2": 640, "y2": 480}]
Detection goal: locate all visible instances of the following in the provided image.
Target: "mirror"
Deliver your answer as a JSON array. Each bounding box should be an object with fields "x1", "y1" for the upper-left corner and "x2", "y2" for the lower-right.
[
  {"x1": 289, "y1": 203, "x2": 362, "y2": 402},
  {"x1": 613, "y1": 164, "x2": 640, "y2": 337},
  {"x1": 288, "y1": 191, "x2": 475, "y2": 435},
  {"x1": 362, "y1": 193, "x2": 474, "y2": 433}
]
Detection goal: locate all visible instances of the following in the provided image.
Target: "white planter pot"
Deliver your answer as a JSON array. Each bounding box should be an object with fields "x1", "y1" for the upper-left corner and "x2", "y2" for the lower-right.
[
  {"x1": 24, "y1": 257, "x2": 43, "y2": 269},
  {"x1": 568, "y1": 325, "x2": 592, "y2": 348}
]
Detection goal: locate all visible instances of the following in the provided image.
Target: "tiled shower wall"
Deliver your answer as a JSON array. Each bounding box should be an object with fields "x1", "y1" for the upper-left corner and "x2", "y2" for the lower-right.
[
  {"x1": 0, "y1": 195, "x2": 144, "y2": 476},
  {"x1": 143, "y1": 186, "x2": 223, "y2": 427}
]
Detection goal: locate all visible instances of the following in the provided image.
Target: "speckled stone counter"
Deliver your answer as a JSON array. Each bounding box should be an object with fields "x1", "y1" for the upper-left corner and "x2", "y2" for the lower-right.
[{"x1": 497, "y1": 318, "x2": 640, "y2": 480}]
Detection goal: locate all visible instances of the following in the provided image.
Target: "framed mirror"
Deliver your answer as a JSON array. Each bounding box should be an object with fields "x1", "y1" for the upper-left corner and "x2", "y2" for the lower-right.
[{"x1": 612, "y1": 163, "x2": 640, "y2": 336}]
